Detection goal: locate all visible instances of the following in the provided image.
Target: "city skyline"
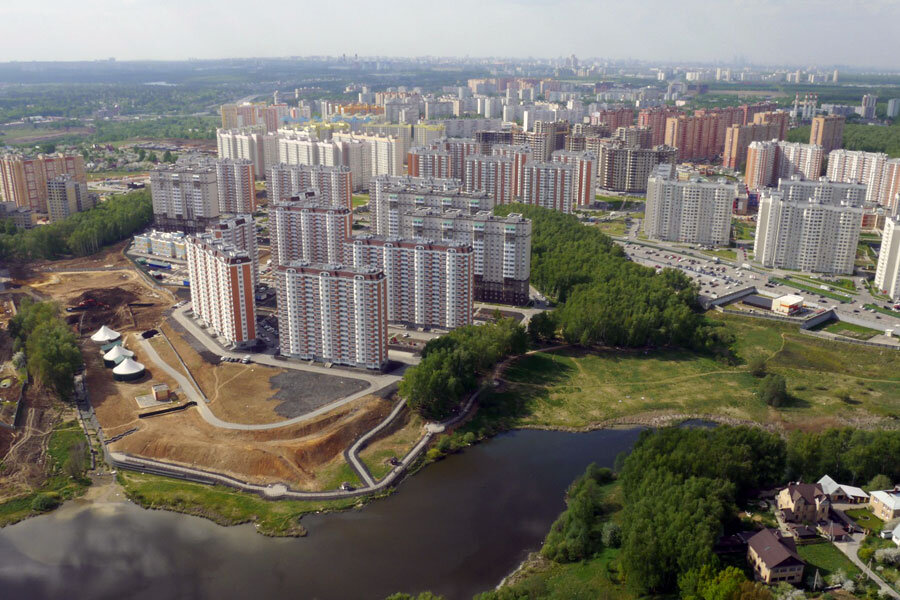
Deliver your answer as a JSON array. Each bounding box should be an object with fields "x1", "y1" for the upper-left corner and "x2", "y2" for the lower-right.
[{"x1": 3, "y1": 0, "x2": 900, "y2": 68}]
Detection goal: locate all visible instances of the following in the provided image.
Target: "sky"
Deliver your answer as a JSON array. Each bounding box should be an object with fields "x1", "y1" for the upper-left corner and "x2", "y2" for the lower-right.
[{"x1": 1, "y1": 0, "x2": 898, "y2": 69}]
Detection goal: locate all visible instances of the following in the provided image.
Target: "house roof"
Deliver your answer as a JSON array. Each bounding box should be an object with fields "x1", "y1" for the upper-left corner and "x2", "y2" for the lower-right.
[
  {"x1": 817, "y1": 475, "x2": 869, "y2": 499},
  {"x1": 872, "y1": 490, "x2": 900, "y2": 510},
  {"x1": 787, "y1": 524, "x2": 818, "y2": 538},
  {"x1": 748, "y1": 529, "x2": 805, "y2": 569},
  {"x1": 787, "y1": 483, "x2": 826, "y2": 505}
]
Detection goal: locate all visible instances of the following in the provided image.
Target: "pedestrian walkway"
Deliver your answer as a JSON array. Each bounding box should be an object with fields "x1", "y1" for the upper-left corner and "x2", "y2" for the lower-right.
[{"x1": 835, "y1": 534, "x2": 900, "y2": 599}]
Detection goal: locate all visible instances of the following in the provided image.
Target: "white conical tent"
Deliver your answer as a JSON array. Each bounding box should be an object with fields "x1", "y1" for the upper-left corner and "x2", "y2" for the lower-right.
[
  {"x1": 103, "y1": 345, "x2": 134, "y2": 362},
  {"x1": 112, "y1": 357, "x2": 145, "y2": 381},
  {"x1": 91, "y1": 325, "x2": 121, "y2": 343}
]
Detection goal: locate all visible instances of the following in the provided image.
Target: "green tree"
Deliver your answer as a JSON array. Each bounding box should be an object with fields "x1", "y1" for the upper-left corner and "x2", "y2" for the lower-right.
[
  {"x1": 758, "y1": 374, "x2": 787, "y2": 407},
  {"x1": 162, "y1": 150, "x2": 176, "y2": 163},
  {"x1": 527, "y1": 311, "x2": 557, "y2": 343},
  {"x1": 867, "y1": 474, "x2": 892, "y2": 491},
  {"x1": 747, "y1": 355, "x2": 767, "y2": 378}
]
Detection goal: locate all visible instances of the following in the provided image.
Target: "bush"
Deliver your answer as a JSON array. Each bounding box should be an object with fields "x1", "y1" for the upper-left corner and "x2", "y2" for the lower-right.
[
  {"x1": 748, "y1": 355, "x2": 768, "y2": 377},
  {"x1": 601, "y1": 521, "x2": 622, "y2": 548},
  {"x1": 868, "y1": 474, "x2": 892, "y2": 491},
  {"x1": 758, "y1": 374, "x2": 788, "y2": 407},
  {"x1": 875, "y1": 548, "x2": 900, "y2": 566},
  {"x1": 31, "y1": 493, "x2": 61, "y2": 512}
]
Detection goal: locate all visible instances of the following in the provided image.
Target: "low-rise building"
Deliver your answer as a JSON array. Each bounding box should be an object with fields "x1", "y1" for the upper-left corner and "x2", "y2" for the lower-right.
[
  {"x1": 870, "y1": 489, "x2": 900, "y2": 521},
  {"x1": 747, "y1": 528, "x2": 805, "y2": 584},
  {"x1": 772, "y1": 295, "x2": 804, "y2": 316},
  {"x1": 133, "y1": 230, "x2": 187, "y2": 260},
  {"x1": 776, "y1": 482, "x2": 830, "y2": 523},
  {"x1": 817, "y1": 475, "x2": 870, "y2": 504}
]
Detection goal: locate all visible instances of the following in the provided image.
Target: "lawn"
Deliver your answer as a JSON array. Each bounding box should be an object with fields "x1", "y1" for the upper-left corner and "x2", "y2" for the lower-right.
[
  {"x1": 845, "y1": 508, "x2": 885, "y2": 533},
  {"x1": 493, "y1": 312, "x2": 900, "y2": 430},
  {"x1": 797, "y1": 542, "x2": 861, "y2": 579},
  {"x1": 352, "y1": 194, "x2": 369, "y2": 208},
  {"x1": 117, "y1": 471, "x2": 361, "y2": 536},
  {"x1": 788, "y1": 273, "x2": 857, "y2": 293},
  {"x1": 701, "y1": 248, "x2": 738, "y2": 261},
  {"x1": 864, "y1": 303, "x2": 900, "y2": 318},
  {"x1": 732, "y1": 220, "x2": 756, "y2": 241},
  {"x1": 769, "y1": 277, "x2": 853, "y2": 302},
  {"x1": 595, "y1": 218, "x2": 628, "y2": 237},
  {"x1": 358, "y1": 412, "x2": 423, "y2": 482},
  {"x1": 822, "y1": 321, "x2": 881, "y2": 340}
]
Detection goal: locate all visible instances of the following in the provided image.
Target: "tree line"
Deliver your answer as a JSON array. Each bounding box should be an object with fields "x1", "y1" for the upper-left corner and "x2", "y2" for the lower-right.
[
  {"x1": 0, "y1": 189, "x2": 152, "y2": 260},
  {"x1": 787, "y1": 122, "x2": 900, "y2": 157},
  {"x1": 494, "y1": 204, "x2": 732, "y2": 355},
  {"x1": 8, "y1": 299, "x2": 82, "y2": 397},
  {"x1": 399, "y1": 317, "x2": 528, "y2": 421}
]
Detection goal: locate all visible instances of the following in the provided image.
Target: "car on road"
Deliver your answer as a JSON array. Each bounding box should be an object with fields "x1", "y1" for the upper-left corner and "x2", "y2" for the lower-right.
[{"x1": 241, "y1": 355, "x2": 252, "y2": 364}]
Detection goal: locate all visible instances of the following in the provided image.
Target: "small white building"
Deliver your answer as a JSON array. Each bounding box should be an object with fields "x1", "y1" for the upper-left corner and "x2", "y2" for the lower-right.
[
  {"x1": 773, "y1": 294, "x2": 804, "y2": 315},
  {"x1": 817, "y1": 475, "x2": 870, "y2": 504}
]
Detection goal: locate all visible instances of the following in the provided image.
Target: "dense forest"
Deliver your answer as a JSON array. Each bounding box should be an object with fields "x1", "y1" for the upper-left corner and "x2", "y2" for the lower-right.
[
  {"x1": 787, "y1": 122, "x2": 900, "y2": 157},
  {"x1": 494, "y1": 204, "x2": 732, "y2": 354},
  {"x1": 8, "y1": 299, "x2": 82, "y2": 396},
  {"x1": 399, "y1": 317, "x2": 528, "y2": 420},
  {"x1": 0, "y1": 189, "x2": 152, "y2": 260}
]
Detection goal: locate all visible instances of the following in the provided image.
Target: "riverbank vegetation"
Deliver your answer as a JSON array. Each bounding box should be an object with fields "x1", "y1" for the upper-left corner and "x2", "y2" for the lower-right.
[
  {"x1": 116, "y1": 471, "x2": 364, "y2": 537},
  {"x1": 399, "y1": 317, "x2": 527, "y2": 421},
  {"x1": 0, "y1": 189, "x2": 152, "y2": 260},
  {"x1": 8, "y1": 299, "x2": 82, "y2": 396},
  {"x1": 0, "y1": 420, "x2": 90, "y2": 527}
]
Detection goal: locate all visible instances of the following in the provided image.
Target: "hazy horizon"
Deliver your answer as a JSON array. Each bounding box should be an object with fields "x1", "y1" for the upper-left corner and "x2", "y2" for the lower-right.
[{"x1": 2, "y1": 0, "x2": 898, "y2": 69}]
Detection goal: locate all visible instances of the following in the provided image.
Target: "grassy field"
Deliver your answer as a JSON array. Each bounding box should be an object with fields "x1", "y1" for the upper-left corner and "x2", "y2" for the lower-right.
[
  {"x1": 770, "y1": 277, "x2": 853, "y2": 302},
  {"x1": 0, "y1": 420, "x2": 91, "y2": 527},
  {"x1": 492, "y1": 312, "x2": 900, "y2": 429},
  {"x1": 595, "y1": 219, "x2": 628, "y2": 237},
  {"x1": 864, "y1": 303, "x2": 900, "y2": 318},
  {"x1": 845, "y1": 508, "x2": 885, "y2": 532},
  {"x1": 117, "y1": 471, "x2": 362, "y2": 536},
  {"x1": 732, "y1": 220, "x2": 756, "y2": 241},
  {"x1": 797, "y1": 542, "x2": 861, "y2": 579},
  {"x1": 701, "y1": 248, "x2": 738, "y2": 261},
  {"x1": 352, "y1": 194, "x2": 369, "y2": 208},
  {"x1": 358, "y1": 412, "x2": 423, "y2": 481},
  {"x1": 822, "y1": 321, "x2": 881, "y2": 340}
]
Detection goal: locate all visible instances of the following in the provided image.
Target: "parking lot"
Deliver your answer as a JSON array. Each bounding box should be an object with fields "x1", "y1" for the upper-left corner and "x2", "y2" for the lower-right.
[{"x1": 619, "y1": 241, "x2": 900, "y2": 336}]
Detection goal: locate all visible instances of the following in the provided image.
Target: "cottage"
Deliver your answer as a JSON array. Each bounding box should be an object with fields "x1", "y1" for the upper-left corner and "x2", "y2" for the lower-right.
[
  {"x1": 747, "y1": 528, "x2": 806, "y2": 584},
  {"x1": 870, "y1": 489, "x2": 900, "y2": 521},
  {"x1": 817, "y1": 475, "x2": 870, "y2": 504},
  {"x1": 817, "y1": 521, "x2": 851, "y2": 542},
  {"x1": 777, "y1": 483, "x2": 830, "y2": 523}
]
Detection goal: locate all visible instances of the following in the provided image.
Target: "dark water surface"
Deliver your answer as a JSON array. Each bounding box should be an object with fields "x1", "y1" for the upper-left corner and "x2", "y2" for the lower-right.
[{"x1": 0, "y1": 427, "x2": 643, "y2": 600}]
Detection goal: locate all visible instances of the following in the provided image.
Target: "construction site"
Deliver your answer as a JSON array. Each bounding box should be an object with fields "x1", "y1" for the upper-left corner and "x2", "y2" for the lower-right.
[{"x1": 0, "y1": 241, "x2": 419, "y2": 502}]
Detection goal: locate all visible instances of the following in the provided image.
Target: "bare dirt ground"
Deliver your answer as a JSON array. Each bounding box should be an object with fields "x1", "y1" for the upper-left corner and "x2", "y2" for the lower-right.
[
  {"x1": 160, "y1": 320, "x2": 368, "y2": 424},
  {"x1": 0, "y1": 385, "x2": 64, "y2": 503}
]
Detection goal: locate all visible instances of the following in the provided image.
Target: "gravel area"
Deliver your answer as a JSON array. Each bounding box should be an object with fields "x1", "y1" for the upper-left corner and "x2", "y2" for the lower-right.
[{"x1": 268, "y1": 371, "x2": 369, "y2": 418}]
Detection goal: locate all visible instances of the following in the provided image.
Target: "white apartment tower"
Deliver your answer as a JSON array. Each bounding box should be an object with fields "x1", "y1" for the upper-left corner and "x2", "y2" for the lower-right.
[
  {"x1": 275, "y1": 262, "x2": 388, "y2": 370},
  {"x1": 150, "y1": 164, "x2": 220, "y2": 232},
  {"x1": 215, "y1": 158, "x2": 256, "y2": 214},
  {"x1": 186, "y1": 234, "x2": 256, "y2": 346},
  {"x1": 46, "y1": 174, "x2": 92, "y2": 222},
  {"x1": 217, "y1": 127, "x2": 274, "y2": 180},
  {"x1": 464, "y1": 154, "x2": 514, "y2": 205},
  {"x1": 269, "y1": 195, "x2": 351, "y2": 266},
  {"x1": 521, "y1": 161, "x2": 577, "y2": 213},
  {"x1": 551, "y1": 150, "x2": 597, "y2": 207},
  {"x1": 754, "y1": 177, "x2": 866, "y2": 274},
  {"x1": 827, "y1": 150, "x2": 888, "y2": 205},
  {"x1": 643, "y1": 164, "x2": 736, "y2": 246},
  {"x1": 267, "y1": 163, "x2": 352, "y2": 208},
  {"x1": 874, "y1": 216, "x2": 900, "y2": 300},
  {"x1": 343, "y1": 236, "x2": 474, "y2": 330}
]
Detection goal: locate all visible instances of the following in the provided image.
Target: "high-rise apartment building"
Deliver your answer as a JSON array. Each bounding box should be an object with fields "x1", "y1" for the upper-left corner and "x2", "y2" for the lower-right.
[
  {"x1": 874, "y1": 216, "x2": 900, "y2": 300},
  {"x1": 333, "y1": 132, "x2": 404, "y2": 179},
  {"x1": 150, "y1": 164, "x2": 220, "y2": 232},
  {"x1": 269, "y1": 195, "x2": 351, "y2": 267},
  {"x1": 594, "y1": 141, "x2": 677, "y2": 193},
  {"x1": 638, "y1": 106, "x2": 683, "y2": 146},
  {"x1": 589, "y1": 108, "x2": 635, "y2": 130},
  {"x1": 882, "y1": 160, "x2": 900, "y2": 213},
  {"x1": 643, "y1": 164, "x2": 735, "y2": 246},
  {"x1": 370, "y1": 175, "x2": 494, "y2": 235},
  {"x1": 394, "y1": 208, "x2": 532, "y2": 305},
  {"x1": 220, "y1": 102, "x2": 265, "y2": 129},
  {"x1": 186, "y1": 234, "x2": 256, "y2": 347},
  {"x1": 745, "y1": 141, "x2": 824, "y2": 189},
  {"x1": 887, "y1": 99, "x2": 900, "y2": 119},
  {"x1": 267, "y1": 163, "x2": 352, "y2": 208},
  {"x1": 464, "y1": 154, "x2": 514, "y2": 205},
  {"x1": 217, "y1": 127, "x2": 275, "y2": 180},
  {"x1": 215, "y1": 159, "x2": 256, "y2": 214},
  {"x1": 613, "y1": 126, "x2": 653, "y2": 149},
  {"x1": 46, "y1": 175, "x2": 93, "y2": 223},
  {"x1": 521, "y1": 161, "x2": 576, "y2": 213},
  {"x1": 275, "y1": 262, "x2": 388, "y2": 370},
  {"x1": 407, "y1": 147, "x2": 452, "y2": 179},
  {"x1": 860, "y1": 94, "x2": 878, "y2": 120},
  {"x1": 722, "y1": 112, "x2": 790, "y2": 170},
  {"x1": 492, "y1": 144, "x2": 532, "y2": 198},
  {"x1": 277, "y1": 130, "x2": 320, "y2": 166},
  {"x1": 0, "y1": 154, "x2": 86, "y2": 212},
  {"x1": 551, "y1": 150, "x2": 596, "y2": 206},
  {"x1": 433, "y1": 138, "x2": 481, "y2": 179},
  {"x1": 810, "y1": 115, "x2": 845, "y2": 154},
  {"x1": 826, "y1": 150, "x2": 888, "y2": 205},
  {"x1": 343, "y1": 236, "x2": 474, "y2": 329},
  {"x1": 754, "y1": 177, "x2": 865, "y2": 274},
  {"x1": 207, "y1": 215, "x2": 258, "y2": 289}
]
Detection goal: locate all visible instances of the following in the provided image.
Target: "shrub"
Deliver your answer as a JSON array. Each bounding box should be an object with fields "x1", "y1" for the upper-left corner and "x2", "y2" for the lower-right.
[
  {"x1": 748, "y1": 355, "x2": 768, "y2": 377},
  {"x1": 758, "y1": 374, "x2": 788, "y2": 407},
  {"x1": 31, "y1": 493, "x2": 61, "y2": 512}
]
